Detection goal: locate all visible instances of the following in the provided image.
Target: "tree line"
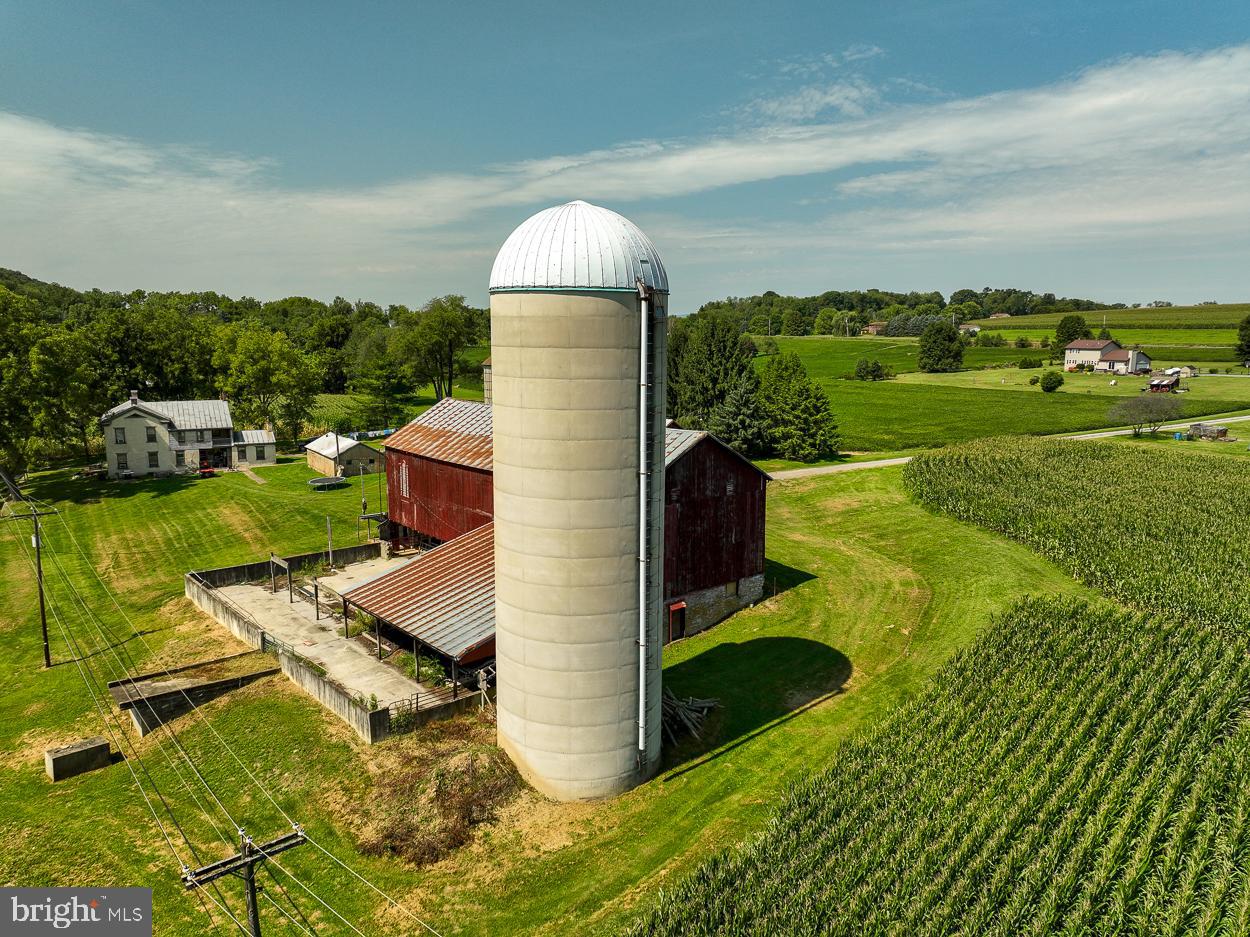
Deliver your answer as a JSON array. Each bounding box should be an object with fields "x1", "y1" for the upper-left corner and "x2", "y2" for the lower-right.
[
  {"x1": 0, "y1": 268, "x2": 487, "y2": 474},
  {"x1": 696, "y1": 286, "x2": 1125, "y2": 337}
]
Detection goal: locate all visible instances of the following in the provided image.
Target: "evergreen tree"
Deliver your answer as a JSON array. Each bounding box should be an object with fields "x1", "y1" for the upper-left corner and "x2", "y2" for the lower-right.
[
  {"x1": 758, "y1": 352, "x2": 839, "y2": 462},
  {"x1": 673, "y1": 314, "x2": 751, "y2": 427},
  {"x1": 707, "y1": 370, "x2": 767, "y2": 456}
]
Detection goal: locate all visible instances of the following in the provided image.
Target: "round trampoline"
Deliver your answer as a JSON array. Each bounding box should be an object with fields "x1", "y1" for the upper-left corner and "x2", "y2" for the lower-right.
[{"x1": 308, "y1": 476, "x2": 348, "y2": 491}]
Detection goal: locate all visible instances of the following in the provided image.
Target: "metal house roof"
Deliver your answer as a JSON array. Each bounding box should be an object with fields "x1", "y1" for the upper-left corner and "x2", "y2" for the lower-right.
[
  {"x1": 101, "y1": 397, "x2": 232, "y2": 430},
  {"x1": 489, "y1": 200, "x2": 669, "y2": 294},
  {"x1": 385, "y1": 399, "x2": 493, "y2": 469},
  {"x1": 234, "y1": 429, "x2": 276, "y2": 445},
  {"x1": 343, "y1": 523, "x2": 496, "y2": 662}
]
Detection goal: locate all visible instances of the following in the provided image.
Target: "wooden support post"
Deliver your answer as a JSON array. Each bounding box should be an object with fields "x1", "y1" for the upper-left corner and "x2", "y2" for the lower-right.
[
  {"x1": 452, "y1": 659, "x2": 458, "y2": 700},
  {"x1": 342, "y1": 598, "x2": 349, "y2": 638},
  {"x1": 313, "y1": 579, "x2": 319, "y2": 620},
  {"x1": 375, "y1": 617, "x2": 383, "y2": 660}
]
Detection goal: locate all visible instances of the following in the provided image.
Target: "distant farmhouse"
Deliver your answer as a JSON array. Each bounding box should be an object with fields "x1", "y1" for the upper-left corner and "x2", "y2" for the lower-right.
[
  {"x1": 304, "y1": 432, "x2": 381, "y2": 478},
  {"x1": 100, "y1": 391, "x2": 275, "y2": 479},
  {"x1": 1064, "y1": 339, "x2": 1152, "y2": 374},
  {"x1": 862, "y1": 321, "x2": 887, "y2": 335}
]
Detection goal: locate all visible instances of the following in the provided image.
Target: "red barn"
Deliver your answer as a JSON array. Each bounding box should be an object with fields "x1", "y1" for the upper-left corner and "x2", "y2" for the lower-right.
[
  {"x1": 383, "y1": 399, "x2": 493, "y2": 545},
  {"x1": 374, "y1": 398, "x2": 768, "y2": 649}
]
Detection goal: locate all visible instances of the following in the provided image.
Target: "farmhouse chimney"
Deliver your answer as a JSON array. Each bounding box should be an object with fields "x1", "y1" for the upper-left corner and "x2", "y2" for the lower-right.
[{"x1": 129, "y1": 389, "x2": 138, "y2": 403}]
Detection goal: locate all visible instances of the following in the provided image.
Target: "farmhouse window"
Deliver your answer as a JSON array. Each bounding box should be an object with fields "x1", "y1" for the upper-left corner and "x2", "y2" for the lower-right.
[
  {"x1": 238, "y1": 447, "x2": 247, "y2": 461},
  {"x1": 114, "y1": 427, "x2": 126, "y2": 445},
  {"x1": 254, "y1": 446, "x2": 265, "y2": 462},
  {"x1": 117, "y1": 453, "x2": 128, "y2": 470},
  {"x1": 196, "y1": 430, "x2": 205, "y2": 443},
  {"x1": 147, "y1": 451, "x2": 159, "y2": 468},
  {"x1": 400, "y1": 462, "x2": 410, "y2": 497},
  {"x1": 177, "y1": 431, "x2": 186, "y2": 445},
  {"x1": 145, "y1": 425, "x2": 157, "y2": 443},
  {"x1": 175, "y1": 450, "x2": 185, "y2": 467}
]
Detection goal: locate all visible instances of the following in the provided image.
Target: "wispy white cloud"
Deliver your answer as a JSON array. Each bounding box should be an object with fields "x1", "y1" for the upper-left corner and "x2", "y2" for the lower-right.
[{"x1": 1, "y1": 45, "x2": 1248, "y2": 304}]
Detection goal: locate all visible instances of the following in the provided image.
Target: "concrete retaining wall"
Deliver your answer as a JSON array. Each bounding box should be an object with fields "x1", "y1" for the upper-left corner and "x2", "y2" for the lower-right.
[
  {"x1": 121, "y1": 668, "x2": 280, "y2": 736},
  {"x1": 185, "y1": 574, "x2": 265, "y2": 648},
  {"x1": 192, "y1": 542, "x2": 382, "y2": 588}
]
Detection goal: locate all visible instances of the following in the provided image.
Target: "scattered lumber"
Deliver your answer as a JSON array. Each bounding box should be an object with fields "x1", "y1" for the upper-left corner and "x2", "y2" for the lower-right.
[{"x1": 661, "y1": 688, "x2": 719, "y2": 744}]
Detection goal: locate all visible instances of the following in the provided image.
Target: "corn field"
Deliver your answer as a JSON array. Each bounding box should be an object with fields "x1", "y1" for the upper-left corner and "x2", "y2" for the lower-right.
[
  {"x1": 903, "y1": 437, "x2": 1250, "y2": 631},
  {"x1": 629, "y1": 439, "x2": 1250, "y2": 935}
]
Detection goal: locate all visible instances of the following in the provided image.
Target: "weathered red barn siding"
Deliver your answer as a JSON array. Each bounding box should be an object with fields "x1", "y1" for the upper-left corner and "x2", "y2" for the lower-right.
[
  {"x1": 385, "y1": 449, "x2": 493, "y2": 543},
  {"x1": 663, "y1": 437, "x2": 766, "y2": 598}
]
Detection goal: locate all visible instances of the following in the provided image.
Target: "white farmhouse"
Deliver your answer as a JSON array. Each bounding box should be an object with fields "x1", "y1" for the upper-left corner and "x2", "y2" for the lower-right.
[
  {"x1": 100, "y1": 391, "x2": 276, "y2": 479},
  {"x1": 1063, "y1": 339, "x2": 1152, "y2": 374}
]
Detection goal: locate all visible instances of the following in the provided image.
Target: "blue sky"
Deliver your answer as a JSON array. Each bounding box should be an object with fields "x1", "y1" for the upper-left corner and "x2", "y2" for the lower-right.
[{"x1": 1, "y1": 0, "x2": 1248, "y2": 310}]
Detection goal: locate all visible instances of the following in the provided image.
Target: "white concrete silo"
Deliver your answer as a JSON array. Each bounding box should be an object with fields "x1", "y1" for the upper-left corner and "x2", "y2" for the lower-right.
[{"x1": 489, "y1": 200, "x2": 667, "y2": 801}]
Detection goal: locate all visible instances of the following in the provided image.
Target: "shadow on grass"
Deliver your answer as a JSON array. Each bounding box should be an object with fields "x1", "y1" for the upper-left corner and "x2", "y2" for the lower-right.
[
  {"x1": 761, "y1": 558, "x2": 817, "y2": 599},
  {"x1": 661, "y1": 636, "x2": 851, "y2": 778},
  {"x1": 22, "y1": 468, "x2": 202, "y2": 506}
]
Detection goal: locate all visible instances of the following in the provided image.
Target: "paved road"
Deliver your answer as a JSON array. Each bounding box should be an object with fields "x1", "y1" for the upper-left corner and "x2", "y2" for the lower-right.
[
  {"x1": 770, "y1": 457, "x2": 913, "y2": 480},
  {"x1": 1067, "y1": 413, "x2": 1250, "y2": 440},
  {"x1": 769, "y1": 411, "x2": 1250, "y2": 480}
]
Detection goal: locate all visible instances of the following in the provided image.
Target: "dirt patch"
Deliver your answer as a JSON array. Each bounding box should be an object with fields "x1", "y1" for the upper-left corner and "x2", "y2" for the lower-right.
[{"x1": 324, "y1": 711, "x2": 522, "y2": 868}]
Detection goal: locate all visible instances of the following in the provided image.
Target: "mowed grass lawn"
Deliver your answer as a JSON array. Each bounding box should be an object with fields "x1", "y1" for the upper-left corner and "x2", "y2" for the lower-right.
[
  {"x1": 895, "y1": 366, "x2": 1250, "y2": 401},
  {"x1": 0, "y1": 462, "x2": 1089, "y2": 935}
]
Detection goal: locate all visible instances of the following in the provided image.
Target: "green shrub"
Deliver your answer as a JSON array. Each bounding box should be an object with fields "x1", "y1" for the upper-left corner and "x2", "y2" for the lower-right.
[
  {"x1": 1040, "y1": 371, "x2": 1065, "y2": 392},
  {"x1": 1017, "y1": 357, "x2": 1043, "y2": 369},
  {"x1": 1028, "y1": 375, "x2": 1040, "y2": 385}
]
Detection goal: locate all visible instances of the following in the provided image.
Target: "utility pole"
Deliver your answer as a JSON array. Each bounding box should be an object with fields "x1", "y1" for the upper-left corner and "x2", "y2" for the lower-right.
[
  {"x1": 1, "y1": 469, "x2": 55, "y2": 668},
  {"x1": 182, "y1": 828, "x2": 306, "y2": 937}
]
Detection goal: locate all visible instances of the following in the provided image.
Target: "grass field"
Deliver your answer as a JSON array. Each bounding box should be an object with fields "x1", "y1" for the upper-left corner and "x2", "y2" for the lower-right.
[
  {"x1": 969, "y1": 302, "x2": 1249, "y2": 330},
  {"x1": 895, "y1": 367, "x2": 1250, "y2": 401},
  {"x1": 0, "y1": 462, "x2": 1088, "y2": 935},
  {"x1": 768, "y1": 335, "x2": 1028, "y2": 379},
  {"x1": 816, "y1": 379, "x2": 1250, "y2": 451}
]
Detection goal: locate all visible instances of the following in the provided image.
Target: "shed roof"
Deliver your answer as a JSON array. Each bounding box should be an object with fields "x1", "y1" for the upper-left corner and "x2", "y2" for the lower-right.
[
  {"x1": 305, "y1": 432, "x2": 368, "y2": 459},
  {"x1": 489, "y1": 200, "x2": 669, "y2": 294},
  {"x1": 234, "y1": 429, "x2": 275, "y2": 445},
  {"x1": 101, "y1": 397, "x2": 233, "y2": 430},
  {"x1": 343, "y1": 523, "x2": 495, "y2": 662}
]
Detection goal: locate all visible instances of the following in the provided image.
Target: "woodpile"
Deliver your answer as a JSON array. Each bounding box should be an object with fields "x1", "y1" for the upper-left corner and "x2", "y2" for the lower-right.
[{"x1": 661, "y1": 688, "x2": 719, "y2": 743}]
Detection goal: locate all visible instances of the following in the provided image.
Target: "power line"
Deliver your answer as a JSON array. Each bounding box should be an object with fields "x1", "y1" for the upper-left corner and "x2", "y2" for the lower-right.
[
  {"x1": 4, "y1": 523, "x2": 247, "y2": 936},
  {"x1": 27, "y1": 493, "x2": 443, "y2": 937}
]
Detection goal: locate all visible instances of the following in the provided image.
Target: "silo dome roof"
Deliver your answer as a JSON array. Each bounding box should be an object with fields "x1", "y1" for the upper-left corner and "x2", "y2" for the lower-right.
[{"x1": 489, "y1": 200, "x2": 668, "y2": 294}]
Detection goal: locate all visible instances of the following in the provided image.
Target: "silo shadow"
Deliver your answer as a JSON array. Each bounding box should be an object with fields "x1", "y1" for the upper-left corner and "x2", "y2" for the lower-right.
[{"x1": 660, "y1": 637, "x2": 850, "y2": 778}]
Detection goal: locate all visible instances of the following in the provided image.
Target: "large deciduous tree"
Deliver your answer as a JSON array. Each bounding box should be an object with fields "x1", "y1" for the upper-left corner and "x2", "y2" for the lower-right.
[
  {"x1": 918, "y1": 321, "x2": 964, "y2": 373},
  {"x1": 215, "y1": 323, "x2": 318, "y2": 436},
  {"x1": 0, "y1": 286, "x2": 41, "y2": 474},
  {"x1": 1108, "y1": 395, "x2": 1183, "y2": 436},
  {"x1": 1235, "y1": 314, "x2": 1250, "y2": 360}
]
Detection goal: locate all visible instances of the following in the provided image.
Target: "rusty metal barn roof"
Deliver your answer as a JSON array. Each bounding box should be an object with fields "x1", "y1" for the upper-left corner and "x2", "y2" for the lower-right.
[
  {"x1": 386, "y1": 400, "x2": 768, "y2": 477},
  {"x1": 343, "y1": 523, "x2": 496, "y2": 662},
  {"x1": 386, "y1": 398, "x2": 493, "y2": 469}
]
